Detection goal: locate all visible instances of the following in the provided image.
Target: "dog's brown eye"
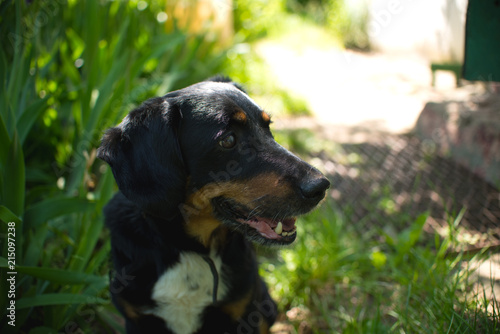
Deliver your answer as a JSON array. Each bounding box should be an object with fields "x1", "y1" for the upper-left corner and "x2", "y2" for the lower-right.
[{"x1": 219, "y1": 134, "x2": 236, "y2": 149}]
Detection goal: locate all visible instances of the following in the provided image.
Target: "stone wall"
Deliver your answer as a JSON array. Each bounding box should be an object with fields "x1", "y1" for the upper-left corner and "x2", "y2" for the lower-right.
[{"x1": 415, "y1": 85, "x2": 500, "y2": 186}]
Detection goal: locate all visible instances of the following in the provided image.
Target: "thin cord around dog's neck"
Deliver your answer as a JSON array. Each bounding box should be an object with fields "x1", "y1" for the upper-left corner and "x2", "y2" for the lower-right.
[
  {"x1": 142, "y1": 211, "x2": 220, "y2": 303},
  {"x1": 202, "y1": 255, "x2": 219, "y2": 304}
]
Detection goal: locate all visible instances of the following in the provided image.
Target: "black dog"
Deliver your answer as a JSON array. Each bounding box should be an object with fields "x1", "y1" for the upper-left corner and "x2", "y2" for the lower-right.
[{"x1": 97, "y1": 77, "x2": 330, "y2": 334}]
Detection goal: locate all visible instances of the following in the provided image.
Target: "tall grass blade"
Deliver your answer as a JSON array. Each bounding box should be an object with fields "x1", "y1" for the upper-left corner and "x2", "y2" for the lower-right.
[
  {"x1": 0, "y1": 105, "x2": 10, "y2": 163},
  {"x1": 16, "y1": 293, "x2": 108, "y2": 309},
  {"x1": 17, "y1": 96, "x2": 49, "y2": 145},
  {"x1": 23, "y1": 226, "x2": 48, "y2": 267},
  {"x1": 3, "y1": 131, "x2": 25, "y2": 217},
  {"x1": 80, "y1": 0, "x2": 100, "y2": 129},
  {"x1": 10, "y1": 266, "x2": 107, "y2": 286},
  {"x1": 0, "y1": 206, "x2": 22, "y2": 224},
  {"x1": 23, "y1": 197, "x2": 96, "y2": 230},
  {"x1": 27, "y1": 326, "x2": 58, "y2": 334},
  {"x1": 84, "y1": 53, "x2": 128, "y2": 137},
  {"x1": 68, "y1": 215, "x2": 103, "y2": 273}
]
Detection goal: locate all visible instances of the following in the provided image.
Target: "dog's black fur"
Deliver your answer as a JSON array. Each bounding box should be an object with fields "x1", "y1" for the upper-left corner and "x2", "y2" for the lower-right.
[{"x1": 97, "y1": 77, "x2": 330, "y2": 334}]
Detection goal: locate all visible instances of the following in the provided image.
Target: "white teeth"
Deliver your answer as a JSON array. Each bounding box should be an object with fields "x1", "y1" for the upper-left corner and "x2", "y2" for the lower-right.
[
  {"x1": 275, "y1": 222, "x2": 283, "y2": 235},
  {"x1": 274, "y1": 222, "x2": 298, "y2": 237}
]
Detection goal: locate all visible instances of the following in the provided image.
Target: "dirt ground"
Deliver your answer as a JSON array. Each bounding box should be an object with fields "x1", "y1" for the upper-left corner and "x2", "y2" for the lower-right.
[{"x1": 256, "y1": 42, "x2": 455, "y2": 134}]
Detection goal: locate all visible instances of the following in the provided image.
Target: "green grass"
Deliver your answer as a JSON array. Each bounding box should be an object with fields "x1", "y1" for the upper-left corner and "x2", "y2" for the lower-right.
[{"x1": 259, "y1": 204, "x2": 499, "y2": 333}]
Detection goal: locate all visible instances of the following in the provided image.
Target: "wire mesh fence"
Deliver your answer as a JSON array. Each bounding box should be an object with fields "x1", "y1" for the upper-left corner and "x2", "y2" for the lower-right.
[{"x1": 317, "y1": 132, "x2": 500, "y2": 251}]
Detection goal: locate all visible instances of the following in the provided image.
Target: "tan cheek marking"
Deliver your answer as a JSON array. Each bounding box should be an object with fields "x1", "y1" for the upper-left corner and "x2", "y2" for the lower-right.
[
  {"x1": 261, "y1": 111, "x2": 271, "y2": 124},
  {"x1": 222, "y1": 173, "x2": 294, "y2": 207},
  {"x1": 186, "y1": 173, "x2": 295, "y2": 210},
  {"x1": 182, "y1": 173, "x2": 294, "y2": 246},
  {"x1": 182, "y1": 183, "x2": 236, "y2": 247}
]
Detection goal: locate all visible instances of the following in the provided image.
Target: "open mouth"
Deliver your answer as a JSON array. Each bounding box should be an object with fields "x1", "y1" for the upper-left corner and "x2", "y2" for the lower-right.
[{"x1": 213, "y1": 197, "x2": 298, "y2": 244}]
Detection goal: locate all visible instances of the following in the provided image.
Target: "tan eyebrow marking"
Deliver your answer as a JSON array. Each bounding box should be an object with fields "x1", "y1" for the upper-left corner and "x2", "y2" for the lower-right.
[
  {"x1": 261, "y1": 111, "x2": 271, "y2": 124},
  {"x1": 232, "y1": 109, "x2": 248, "y2": 123}
]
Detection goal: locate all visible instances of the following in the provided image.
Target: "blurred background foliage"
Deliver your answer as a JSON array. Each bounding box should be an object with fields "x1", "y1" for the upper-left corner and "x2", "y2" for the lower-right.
[
  {"x1": 234, "y1": 0, "x2": 369, "y2": 49},
  {"x1": 1, "y1": 0, "x2": 495, "y2": 333}
]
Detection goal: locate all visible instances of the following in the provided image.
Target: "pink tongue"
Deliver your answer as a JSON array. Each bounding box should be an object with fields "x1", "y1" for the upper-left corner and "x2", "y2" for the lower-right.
[
  {"x1": 237, "y1": 217, "x2": 296, "y2": 239},
  {"x1": 246, "y1": 219, "x2": 279, "y2": 239}
]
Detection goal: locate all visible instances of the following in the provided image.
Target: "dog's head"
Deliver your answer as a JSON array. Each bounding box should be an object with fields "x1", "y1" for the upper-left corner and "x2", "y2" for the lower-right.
[{"x1": 98, "y1": 77, "x2": 329, "y2": 246}]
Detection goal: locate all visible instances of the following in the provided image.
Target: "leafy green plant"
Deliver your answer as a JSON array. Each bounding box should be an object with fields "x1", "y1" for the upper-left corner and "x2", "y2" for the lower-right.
[{"x1": 0, "y1": 0, "x2": 225, "y2": 332}]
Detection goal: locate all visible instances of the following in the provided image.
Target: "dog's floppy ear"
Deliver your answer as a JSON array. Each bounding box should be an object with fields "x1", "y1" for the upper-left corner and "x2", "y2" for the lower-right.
[{"x1": 97, "y1": 97, "x2": 186, "y2": 213}]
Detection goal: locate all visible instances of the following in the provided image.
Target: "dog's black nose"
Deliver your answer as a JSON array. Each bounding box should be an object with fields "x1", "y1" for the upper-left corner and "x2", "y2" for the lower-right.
[{"x1": 300, "y1": 177, "x2": 330, "y2": 200}]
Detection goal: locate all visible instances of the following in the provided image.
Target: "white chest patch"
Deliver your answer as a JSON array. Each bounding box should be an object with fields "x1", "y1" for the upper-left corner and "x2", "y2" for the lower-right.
[{"x1": 146, "y1": 252, "x2": 228, "y2": 334}]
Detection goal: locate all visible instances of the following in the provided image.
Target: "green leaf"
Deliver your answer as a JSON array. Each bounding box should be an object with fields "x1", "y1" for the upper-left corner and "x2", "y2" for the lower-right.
[
  {"x1": 85, "y1": 239, "x2": 110, "y2": 275},
  {"x1": 23, "y1": 197, "x2": 95, "y2": 229},
  {"x1": 17, "y1": 52, "x2": 36, "y2": 121},
  {"x1": 0, "y1": 206, "x2": 22, "y2": 224},
  {"x1": 0, "y1": 53, "x2": 11, "y2": 156},
  {"x1": 6, "y1": 2, "x2": 24, "y2": 120},
  {"x1": 10, "y1": 266, "x2": 107, "y2": 286},
  {"x1": 80, "y1": 0, "x2": 101, "y2": 127},
  {"x1": 69, "y1": 216, "x2": 103, "y2": 272},
  {"x1": 17, "y1": 96, "x2": 49, "y2": 145},
  {"x1": 109, "y1": 16, "x2": 131, "y2": 64},
  {"x1": 95, "y1": 167, "x2": 115, "y2": 211},
  {"x1": 16, "y1": 293, "x2": 108, "y2": 309},
  {"x1": 25, "y1": 168, "x2": 55, "y2": 184},
  {"x1": 23, "y1": 226, "x2": 48, "y2": 267},
  {"x1": 130, "y1": 33, "x2": 186, "y2": 79},
  {"x1": 0, "y1": 98, "x2": 11, "y2": 152},
  {"x1": 0, "y1": 47, "x2": 7, "y2": 100},
  {"x1": 84, "y1": 53, "x2": 128, "y2": 136},
  {"x1": 29, "y1": 326, "x2": 58, "y2": 334},
  {"x1": 2, "y1": 131, "x2": 25, "y2": 217},
  {"x1": 408, "y1": 212, "x2": 428, "y2": 247}
]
